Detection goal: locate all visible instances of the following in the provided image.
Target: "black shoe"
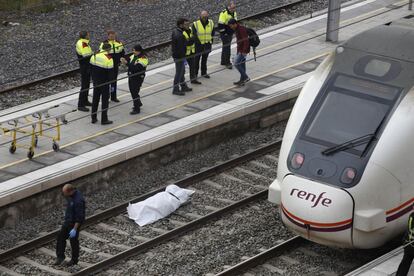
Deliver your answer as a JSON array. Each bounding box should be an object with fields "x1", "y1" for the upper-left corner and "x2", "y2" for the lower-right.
[
  {"x1": 242, "y1": 78, "x2": 250, "y2": 84},
  {"x1": 91, "y1": 118, "x2": 98, "y2": 124},
  {"x1": 78, "y1": 106, "x2": 89, "y2": 112},
  {"x1": 172, "y1": 91, "x2": 185, "y2": 96},
  {"x1": 85, "y1": 101, "x2": 92, "y2": 106},
  {"x1": 111, "y1": 98, "x2": 120, "y2": 103},
  {"x1": 130, "y1": 109, "x2": 140, "y2": 115},
  {"x1": 233, "y1": 80, "x2": 243, "y2": 86},
  {"x1": 203, "y1": 74, "x2": 210, "y2": 79},
  {"x1": 181, "y1": 87, "x2": 193, "y2": 92},
  {"x1": 191, "y1": 80, "x2": 202, "y2": 85},
  {"x1": 225, "y1": 63, "x2": 233, "y2": 69},
  {"x1": 101, "y1": 120, "x2": 113, "y2": 125},
  {"x1": 54, "y1": 258, "x2": 64, "y2": 265},
  {"x1": 65, "y1": 259, "x2": 78, "y2": 267}
]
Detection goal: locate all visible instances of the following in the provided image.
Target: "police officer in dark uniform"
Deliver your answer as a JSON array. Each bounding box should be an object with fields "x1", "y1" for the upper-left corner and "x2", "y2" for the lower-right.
[
  {"x1": 121, "y1": 44, "x2": 149, "y2": 115},
  {"x1": 75, "y1": 31, "x2": 93, "y2": 112},
  {"x1": 54, "y1": 184, "x2": 85, "y2": 266},
  {"x1": 218, "y1": 1, "x2": 237, "y2": 69},
  {"x1": 397, "y1": 211, "x2": 414, "y2": 275}
]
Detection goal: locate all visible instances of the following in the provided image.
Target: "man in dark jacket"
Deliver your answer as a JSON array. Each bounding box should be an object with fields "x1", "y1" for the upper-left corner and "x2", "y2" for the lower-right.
[
  {"x1": 171, "y1": 18, "x2": 193, "y2": 96},
  {"x1": 55, "y1": 184, "x2": 85, "y2": 266},
  {"x1": 397, "y1": 211, "x2": 414, "y2": 275},
  {"x1": 228, "y1": 19, "x2": 250, "y2": 86},
  {"x1": 218, "y1": 1, "x2": 237, "y2": 69},
  {"x1": 121, "y1": 44, "x2": 149, "y2": 114}
]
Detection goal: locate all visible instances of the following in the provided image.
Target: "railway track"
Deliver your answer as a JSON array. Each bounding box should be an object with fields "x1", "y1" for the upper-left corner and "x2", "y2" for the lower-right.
[
  {"x1": 0, "y1": 140, "x2": 282, "y2": 275},
  {"x1": 0, "y1": 0, "x2": 310, "y2": 94}
]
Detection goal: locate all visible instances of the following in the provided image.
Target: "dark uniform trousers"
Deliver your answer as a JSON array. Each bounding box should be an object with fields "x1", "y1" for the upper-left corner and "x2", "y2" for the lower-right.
[
  {"x1": 220, "y1": 34, "x2": 232, "y2": 65},
  {"x1": 195, "y1": 43, "x2": 211, "y2": 77},
  {"x1": 397, "y1": 245, "x2": 414, "y2": 276},
  {"x1": 78, "y1": 63, "x2": 91, "y2": 107},
  {"x1": 91, "y1": 78, "x2": 110, "y2": 122},
  {"x1": 110, "y1": 63, "x2": 119, "y2": 100},
  {"x1": 56, "y1": 223, "x2": 80, "y2": 262},
  {"x1": 128, "y1": 75, "x2": 144, "y2": 111},
  {"x1": 186, "y1": 54, "x2": 197, "y2": 81}
]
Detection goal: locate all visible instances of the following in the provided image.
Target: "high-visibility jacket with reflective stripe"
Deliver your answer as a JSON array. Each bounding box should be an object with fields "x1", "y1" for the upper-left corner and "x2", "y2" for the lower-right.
[
  {"x1": 90, "y1": 52, "x2": 114, "y2": 69},
  {"x1": 406, "y1": 213, "x2": 414, "y2": 246},
  {"x1": 99, "y1": 40, "x2": 124, "y2": 54},
  {"x1": 76, "y1": 38, "x2": 93, "y2": 57},
  {"x1": 183, "y1": 29, "x2": 195, "y2": 56},
  {"x1": 218, "y1": 9, "x2": 237, "y2": 25},
  {"x1": 127, "y1": 54, "x2": 149, "y2": 77},
  {"x1": 193, "y1": 19, "x2": 214, "y2": 44}
]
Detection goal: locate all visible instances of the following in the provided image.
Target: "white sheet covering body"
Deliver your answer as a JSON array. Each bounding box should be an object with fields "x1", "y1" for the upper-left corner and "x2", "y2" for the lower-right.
[{"x1": 127, "y1": 185, "x2": 195, "y2": 226}]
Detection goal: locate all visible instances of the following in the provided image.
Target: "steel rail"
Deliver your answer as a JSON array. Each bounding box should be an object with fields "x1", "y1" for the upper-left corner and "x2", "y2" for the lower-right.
[
  {"x1": 0, "y1": 140, "x2": 281, "y2": 263},
  {"x1": 215, "y1": 236, "x2": 307, "y2": 276},
  {"x1": 0, "y1": 0, "x2": 309, "y2": 94}
]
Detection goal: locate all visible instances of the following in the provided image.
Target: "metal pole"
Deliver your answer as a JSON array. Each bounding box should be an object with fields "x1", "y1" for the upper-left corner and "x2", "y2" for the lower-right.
[
  {"x1": 409, "y1": 0, "x2": 412, "y2": 11},
  {"x1": 326, "y1": 0, "x2": 341, "y2": 42}
]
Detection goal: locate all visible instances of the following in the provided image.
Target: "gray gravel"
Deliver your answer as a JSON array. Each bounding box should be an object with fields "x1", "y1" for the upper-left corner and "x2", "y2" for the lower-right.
[
  {"x1": 0, "y1": 0, "x2": 333, "y2": 109},
  {"x1": 0, "y1": 121, "x2": 287, "y2": 252}
]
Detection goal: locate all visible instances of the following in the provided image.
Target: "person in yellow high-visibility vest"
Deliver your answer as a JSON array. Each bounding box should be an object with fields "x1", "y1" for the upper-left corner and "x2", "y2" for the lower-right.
[
  {"x1": 183, "y1": 21, "x2": 198, "y2": 85},
  {"x1": 192, "y1": 10, "x2": 215, "y2": 80},
  {"x1": 75, "y1": 31, "x2": 93, "y2": 112},
  {"x1": 218, "y1": 1, "x2": 237, "y2": 69}
]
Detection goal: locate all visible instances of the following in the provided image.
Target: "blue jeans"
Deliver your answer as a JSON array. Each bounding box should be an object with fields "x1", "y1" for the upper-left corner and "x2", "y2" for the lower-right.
[
  {"x1": 234, "y1": 53, "x2": 248, "y2": 81},
  {"x1": 173, "y1": 58, "x2": 186, "y2": 91}
]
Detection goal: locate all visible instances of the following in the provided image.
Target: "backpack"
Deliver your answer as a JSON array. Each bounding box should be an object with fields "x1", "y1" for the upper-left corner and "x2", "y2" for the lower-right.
[{"x1": 246, "y1": 27, "x2": 260, "y2": 61}]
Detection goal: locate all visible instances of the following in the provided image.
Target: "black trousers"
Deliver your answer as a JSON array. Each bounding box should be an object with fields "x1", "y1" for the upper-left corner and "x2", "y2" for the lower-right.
[
  {"x1": 110, "y1": 63, "x2": 119, "y2": 100},
  {"x1": 195, "y1": 43, "x2": 211, "y2": 76},
  {"x1": 91, "y1": 80, "x2": 110, "y2": 122},
  {"x1": 220, "y1": 34, "x2": 232, "y2": 65},
  {"x1": 173, "y1": 58, "x2": 187, "y2": 92},
  {"x1": 397, "y1": 245, "x2": 414, "y2": 276},
  {"x1": 56, "y1": 223, "x2": 80, "y2": 262},
  {"x1": 128, "y1": 75, "x2": 144, "y2": 110},
  {"x1": 186, "y1": 55, "x2": 196, "y2": 81},
  {"x1": 78, "y1": 64, "x2": 91, "y2": 107}
]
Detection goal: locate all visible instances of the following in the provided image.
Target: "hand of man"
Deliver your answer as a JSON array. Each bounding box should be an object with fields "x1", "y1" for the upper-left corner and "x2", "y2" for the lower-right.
[
  {"x1": 69, "y1": 229, "x2": 77, "y2": 239},
  {"x1": 120, "y1": 57, "x2": 127, "y2": 65}
]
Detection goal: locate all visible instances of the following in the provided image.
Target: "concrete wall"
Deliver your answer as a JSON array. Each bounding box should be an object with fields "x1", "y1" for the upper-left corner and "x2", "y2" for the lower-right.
[{"x1": 0, "y1": 98, "x2": 295, "y2": 228}]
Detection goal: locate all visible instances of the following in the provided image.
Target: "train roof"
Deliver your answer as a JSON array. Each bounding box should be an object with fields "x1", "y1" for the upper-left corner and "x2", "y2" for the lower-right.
[{"x1": 341, "y1": 25, "x2": 414, "y2": 63}]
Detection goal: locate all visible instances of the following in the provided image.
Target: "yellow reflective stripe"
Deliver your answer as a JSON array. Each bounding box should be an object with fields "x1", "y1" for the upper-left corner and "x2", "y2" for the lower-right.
[
  {"x1": 76, "y1": 39, "x2": 92, "y2": 57},
  {"x1": 129, "y1": 54, "x2": 149, "y2": 67},
  {"x1": 183, "y1": 30, "x2": 195, "y2": 55},
  {"x1": 99, "y1": 41, "x2": 124, "y2": 54}
]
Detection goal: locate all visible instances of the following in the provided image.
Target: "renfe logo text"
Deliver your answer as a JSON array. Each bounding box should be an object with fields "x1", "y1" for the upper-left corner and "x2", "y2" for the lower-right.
[{"x1": 290, "y1": 188, "x2": 332, "y2": 208}]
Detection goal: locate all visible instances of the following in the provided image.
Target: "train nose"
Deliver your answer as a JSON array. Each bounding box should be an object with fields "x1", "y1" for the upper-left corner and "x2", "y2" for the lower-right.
[{"x1": 280, "y1": 175, "x2": 354, "y2": 248}]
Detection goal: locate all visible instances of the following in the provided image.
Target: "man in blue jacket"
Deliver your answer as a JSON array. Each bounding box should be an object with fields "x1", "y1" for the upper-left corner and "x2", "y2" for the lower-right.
[{"x1": 54, "y1": 184, "x2": 85, "y2": 266}]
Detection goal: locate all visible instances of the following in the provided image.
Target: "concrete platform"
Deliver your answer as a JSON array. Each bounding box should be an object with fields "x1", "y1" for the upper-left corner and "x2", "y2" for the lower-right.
[
  {"x1": 0, "y1": 0, "x2": 412, "y2": 211},
  {"x1": 346, "y1": 246, "x2": 414, "y2": 275}
]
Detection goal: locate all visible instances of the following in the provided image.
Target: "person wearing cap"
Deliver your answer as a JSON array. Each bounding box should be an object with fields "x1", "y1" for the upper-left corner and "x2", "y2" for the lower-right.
[
  {"x1": 228, "y1": 19, "x2": 250, "y2": 86},
  {"x1": 192, "y1": 10, "x2": 215, "y2": 80},
  {"x1": 397, "y1": 210, "x2": 414, "y2": 275},
  {"x1": 99, "y1": 30, "x2": 125, "y2": 102},
  {"x1": 121, "y1": 45, "x2": 149, "y2": 115},
  {"x1": 89, "y1": 43, "x2": 114, "y2": 125},
  {"x1": 75, "y1": 31, "x2": 93, "y2": 112},
  {"x1": 171, "y1": 18, "x2": 193, "y2": 96},
  {"x1": 218, "y1": 1, "x2": 237, "y2": 69}
]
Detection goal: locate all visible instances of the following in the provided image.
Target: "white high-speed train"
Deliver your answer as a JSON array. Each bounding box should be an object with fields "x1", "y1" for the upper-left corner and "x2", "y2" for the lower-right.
[{"x1": 268, "y1": 24, "x2": 414, "y2": 249}]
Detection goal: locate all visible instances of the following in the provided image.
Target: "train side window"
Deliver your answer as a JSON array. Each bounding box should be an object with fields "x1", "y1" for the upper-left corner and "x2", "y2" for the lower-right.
[{"x1": 354, "y1": 55, "x2": 401, "y2": 81}]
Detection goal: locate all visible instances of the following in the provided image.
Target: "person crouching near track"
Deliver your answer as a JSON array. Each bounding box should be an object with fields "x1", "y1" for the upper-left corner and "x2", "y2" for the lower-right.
[
  {"x1": 90, "y1": 43, "x2": 114, "y2": 125},
  {"x1": 54, "y1": 184, "x2": 85, "y2": 267},
  {"x1": 121, "y1": 44, "x2": 149, "y2": 115},
  {"x1": 228, "y1": 19, "x2": 250, "y2": 86}
]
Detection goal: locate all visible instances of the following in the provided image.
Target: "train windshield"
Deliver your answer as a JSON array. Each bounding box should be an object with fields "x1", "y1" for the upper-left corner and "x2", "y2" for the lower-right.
[{"x1": 303, "y1": 74, "x2": 401, "y2": 155}]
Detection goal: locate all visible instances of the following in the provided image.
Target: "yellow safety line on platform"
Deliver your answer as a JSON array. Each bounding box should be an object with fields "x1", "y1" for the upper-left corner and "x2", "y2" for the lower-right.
[
  {"x1": 0, "y1": 0, "x2": 408, "y2": 169},
  {"x1": 0, "y1": 52, "x2": 328, "y2": 170}
]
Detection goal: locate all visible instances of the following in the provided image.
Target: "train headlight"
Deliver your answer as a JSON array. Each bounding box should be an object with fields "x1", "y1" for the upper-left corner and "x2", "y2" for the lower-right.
[
  {"x1": 291, "y1": 153, "x2": 305, "y2": 169},
  {"x1": 341, "y1": 167, "x2": 356, "y2": 184}
]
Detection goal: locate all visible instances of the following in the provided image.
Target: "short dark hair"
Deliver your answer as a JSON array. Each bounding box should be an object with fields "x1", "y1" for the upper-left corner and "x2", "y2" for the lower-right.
[
  {"x1": 79, "y1": 31, "x2": 88, "y2": 39},
  {"x1": 176, "y1": 17, "x2": 189, "y2": 27},
  {"x1": 102, "y1": 43, "x2": 112, "y2": 51},
  {"x1": 228, "y1": 19, "x2": 237, "y2": 25},
  {"x1": 133, "y1": 44, "x2": 143, "y2": 52}
]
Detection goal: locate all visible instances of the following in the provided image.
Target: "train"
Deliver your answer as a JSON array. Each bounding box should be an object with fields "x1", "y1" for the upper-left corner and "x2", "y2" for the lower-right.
[{"x1": 268, "y1": 23, "x2": 414, "y2": 249}]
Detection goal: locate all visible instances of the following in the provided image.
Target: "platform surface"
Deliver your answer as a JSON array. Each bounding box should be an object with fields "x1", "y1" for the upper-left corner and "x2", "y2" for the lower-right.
[{"x1": 0, "y1": 0, "x2": 412, "y2": 207}]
